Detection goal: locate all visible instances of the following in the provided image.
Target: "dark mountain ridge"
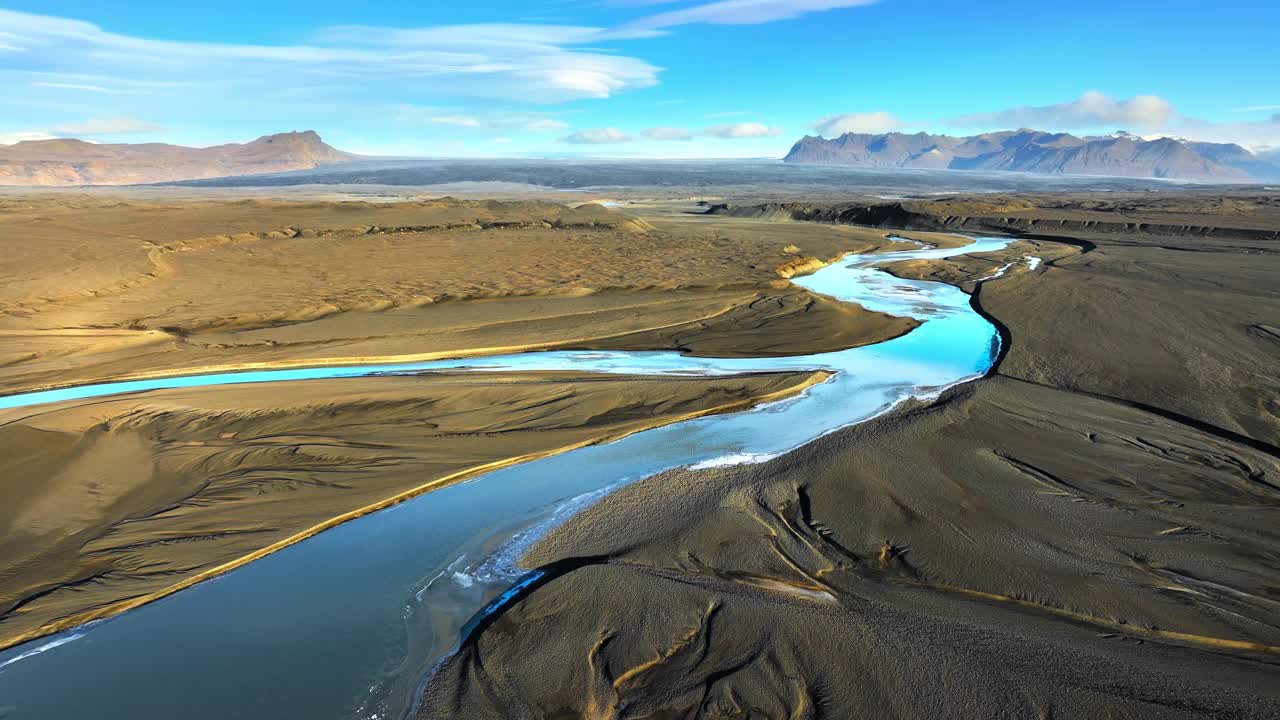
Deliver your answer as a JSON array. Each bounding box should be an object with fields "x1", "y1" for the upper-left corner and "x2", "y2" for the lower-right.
[{"x1": 784, "y1": 129, "x2": 1279, "y2": 182}]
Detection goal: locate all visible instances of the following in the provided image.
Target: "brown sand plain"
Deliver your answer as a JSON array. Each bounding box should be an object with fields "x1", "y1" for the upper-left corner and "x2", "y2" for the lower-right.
[
  {"x1": 0, "y1": 194, "x2": 933, "y2": 650},
  {"x1": 420, "y1": 200, "x2": 1280, "y2": 718},
  {"x1": 0, "y1": 369, "x2": 826, "y2": 651},
  {"x1": 0, "y1": 195, "x2": 938, "y2": 394}
]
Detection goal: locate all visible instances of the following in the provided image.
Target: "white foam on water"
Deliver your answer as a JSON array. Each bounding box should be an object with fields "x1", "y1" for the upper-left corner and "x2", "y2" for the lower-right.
[
  {"x1": 687, "y1": 452, "x2": 778, "y2": 470},
  {"x1": 974, "y1": 261, "x2": 1015, "y2": 283},
  {"x1": 885, "y1": 235, "x2": 934, "y2": 249},
  {"x1": 0, "y1": 632, "x2": 85, "y2": 672},
  {"x1": 425, "y1": 481, "x2": 624, "y2": 597}
]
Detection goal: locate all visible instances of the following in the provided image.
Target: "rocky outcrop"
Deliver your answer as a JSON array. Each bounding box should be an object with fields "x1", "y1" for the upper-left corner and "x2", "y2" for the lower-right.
[
  {"x1": 775, "y1": 256, "x2": 830, "y2": 279},
  {"x1": 0, "y1": 130, "x2": 357, "y2": 186},
  {"x1": 703, "y1": 200, "x2": 1280, "y2": 243}
]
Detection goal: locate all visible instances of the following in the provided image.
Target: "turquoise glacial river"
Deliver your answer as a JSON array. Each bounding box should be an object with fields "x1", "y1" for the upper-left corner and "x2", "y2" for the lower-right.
[{"x1": 0, "y1": 236, "x2": 1015, "y2": 720}]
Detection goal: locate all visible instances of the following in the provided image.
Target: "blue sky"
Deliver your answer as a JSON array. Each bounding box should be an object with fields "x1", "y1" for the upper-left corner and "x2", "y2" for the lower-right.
[{"x1": 2, "y1": 0, "x2": 1278, "y2": 156}]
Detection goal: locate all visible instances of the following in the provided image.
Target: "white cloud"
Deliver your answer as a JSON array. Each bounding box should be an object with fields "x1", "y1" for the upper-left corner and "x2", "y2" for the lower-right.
[
  {"x1": 939, "y1": 91, "x2": 1280, "y2": 148},
  {"x1": 810, "y1": 111, "x2": 901, "y2": 136},
  {"x1": 644, "y1": 126, "x2": 694, "y2": 140},
  {"x1": 0, "y1": 10, "x2": 662, "y2": 105},
  {"x1": 526, "y1": 119, "x2": 570, "y2": 131},
  {"x1": 18, "y1": 71, "x2": 176, "y2": 95},
  {"x1": 429, "y1": 115, "x2": 483, "y2": 128},
  {"x1": 704, "y1": 122, "x2": 782, "y2": 138},
  {"x1": 560, "y1": 124, "x2": 784, "y2": 142},
  {"x1": 620, "y1": 0, "x2": 880, "y2": 31},
  {"x1": 0, "y1": 131, "x2": 57, "y2": 145},
  {"x1": 0, "y1": 117, "x2": 161, "y2": 143},
  {"x1": 49, "y1": 117, "x2": 160, "y2": 135},
  {"x1": 414, "y1": 111, "x2": 569, "y2": 132},
  {"x1": 949, "y1": 91, "x2": 1175, "y2": 130},
  {"x1": 31, "y1": 81, "x2": 116, "y2": 93},
  {"x1": 318, "y1": 23, "x2": 608, "y2": 49},
  {"x1": 802, "y1": 93, "x2": 1280, "y2": 150},
  {"x1": 337, "y1": 137, "x2": 465, "y2": 157},
  {"x1": 1167, "y1": 115, "x2": 1280, "y2": 150},
  {"x1": 562, "y1": 128, "x2": 634, "y2": 144}
]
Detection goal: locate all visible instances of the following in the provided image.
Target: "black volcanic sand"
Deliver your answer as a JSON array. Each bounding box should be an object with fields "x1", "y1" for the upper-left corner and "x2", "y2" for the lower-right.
[{"x1": 419, "y1": 225, "x2": 1280, "y2": 717}]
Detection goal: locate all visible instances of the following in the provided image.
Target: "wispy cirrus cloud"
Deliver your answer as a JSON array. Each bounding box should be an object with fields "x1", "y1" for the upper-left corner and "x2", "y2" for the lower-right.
[
  {"x1": 811, "y1": 111, "x2": 900, "y2": 136},
  {"x1": 0, "y1": 116, "x2": 161, "y2": 146},
  {"x1": 1168, "y1": 114, "x2": 1280, "y2": 149},
  {"x1": 947, "y1": 91, "x2": 1175, "y2": 130},
  {"x1": 527, "y1": 119, "x2": 571, "y2": 131},
  {"x1": 49, "y1": 117, "x2": 160, "y2": 135},
  {"x1": 643, "y1": 127, "x2": 694, "y2": 140},
  {"x1": 428, "y1": 115, "x2": 484, "y2": 128},
  {"x1": 0, "y1": 131, "x2": 57, "y2": 145},
  {"x1": 403, "y1": 108, "x2": 571, "y2": 132},
  {"x1": 20, "y1": 71, "x2": 184, "y2": 96},
  {"x1": 0, "y1": 10, "x2": 661, "y2": 105},
  {"x1": 945, "y1": 92, "x2": 1280, "y2": 148},
  {"x1": 618, "y1": 0, "x2": 880, "y2": 32},
  {"x1": 31, "y1": 81, "x2": 118, "y2": 93},
  {"x1": 1, "y1": 5, "x2": 893, "y2": 149},
  {"x1": 810, "y1": 92, "x2": 1280, "y2": 149},
  {"x1": 562, "y1": 128, "x2": 634, "y2": 144},
  {"x1": 704, "y1": 122, "x2": 782, "y2": 138},
  {"x1": 0, "y1": 29, "x2": 23, "y2": 53},
  {"x1": 583, "y1": 123, "x2": 782, "y2": 142}
]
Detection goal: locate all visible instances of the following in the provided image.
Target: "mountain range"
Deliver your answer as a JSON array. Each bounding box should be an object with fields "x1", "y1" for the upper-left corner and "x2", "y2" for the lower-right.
[
  {"x1": 0, "y1": 131, "x2": 356, "y2": 186},
  {"x1": 784, "y1": 129, "x2": 1280, "y2": 182},
  {"x1": 4, "y1": 128, "x2": 1278, "y2": 186}
]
